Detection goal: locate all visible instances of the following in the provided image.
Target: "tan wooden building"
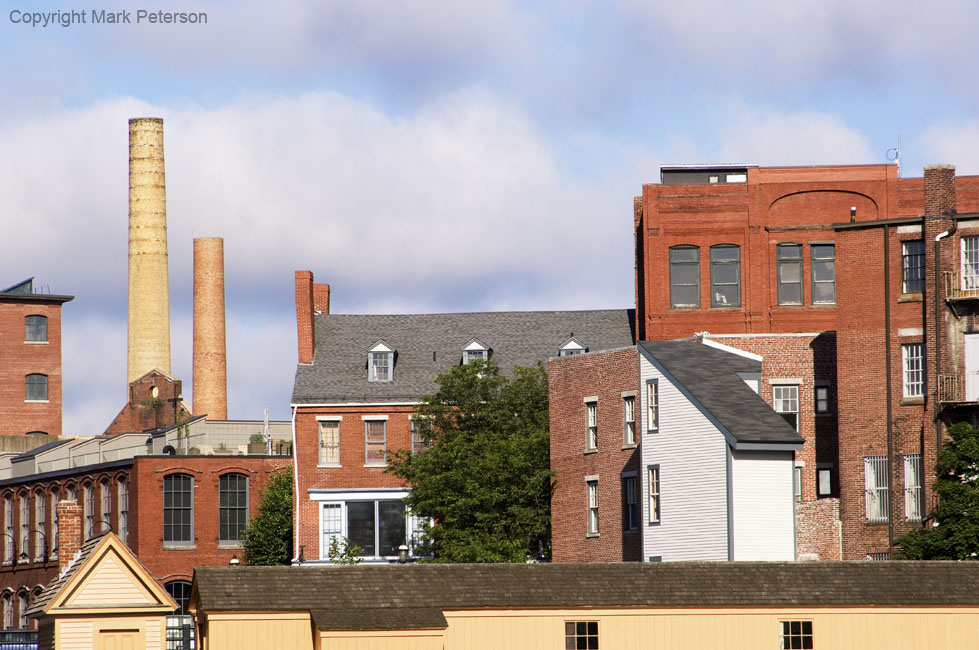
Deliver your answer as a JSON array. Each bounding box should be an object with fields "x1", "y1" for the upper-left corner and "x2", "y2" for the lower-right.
[
  {"x1": 26, "y1": 532, "x2": 176, "y2": 650},
  {"x1": 190, "y1": 562, "x2": 979, "y2": 650}
]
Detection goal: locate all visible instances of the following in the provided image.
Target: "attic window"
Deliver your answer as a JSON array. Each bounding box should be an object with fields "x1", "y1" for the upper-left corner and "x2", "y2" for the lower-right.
[
  {"x1": 368, "y1": 341, "x2": 394, "y2": 382},
  {"x1": 462, "y1": 338, "x2": 489, "y2": 365},
  {"x1": 559, "y1": 337, "x2": 587, "y2": 357}
]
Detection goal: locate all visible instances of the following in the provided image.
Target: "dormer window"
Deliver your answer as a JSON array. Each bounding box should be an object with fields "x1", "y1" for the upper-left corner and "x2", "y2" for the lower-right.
[
  {"x1": 368, "y1": 340, "x2": 394, "y2": 382},
  {"x1": 462, "y1": 338, "x2": 489, "y2": 365},
  {"x1": 558, "y1": 337, "x2": 587, "y2": 357}
]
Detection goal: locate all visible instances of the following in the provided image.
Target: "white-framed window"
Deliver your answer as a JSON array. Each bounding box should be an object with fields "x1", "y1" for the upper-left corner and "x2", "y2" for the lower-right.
[
  {"x1": 904, "y1": 453, "x2": 923, "y2": 521},
  {"x1": 810, "y1": 243, "x2": 835, "y2": 304},
  {"x1": 117, "y1": 479, "x2": 128, "y2": 545},
  {"x1": 83, "y1": 483, "x2": 94, "y2": 540},
  {"x1": 623, "y1": 475, "x2": 637, "y2": 532},
  {"x1": 902, "y1": 343, "x2": 924, "y2": 398},
  {"x1": 586, "y1": 480, "x2": 599, "y2": 535},
  {"x1": 867, "y1": 552, "x2": 890, "y2": 561},
  {"x1": 793, "y1": 466, "x2": 802, "y2": 502},
  {"x1": 817, "y1": 466, "x2": 833, "y2": 497},
  {"x1": 646, "y1": 379, "x2": 659, "y2": 433},
  {"x1": 462, "y1": 338, "x2": 489, "y2": 365},
  {"x1": 50, "y1": 490, "x2": 59, "y2": 558},
  {"x1": 410, "y1": 418, "x2": 433, "y2": 454},
  {"x1": 100, "y1": 480, "x2": 111, "y2": 534},
  {"x1": 316, "y1": 493, "x2": 416, "y2": 561},
  {"x1": 585, "y1": 401, "x2": 597, "y2": 451},
  {"x1": 16, "y1": 592, "x2": 26, "y2": 629},
  {"x1": 34, "y1": 492, "x2": 45, "y2": 561},
  {"x1": 623, "y1": 395, "x2": 636, "y2": 446},
  {"x1": 364, "y1": 418, "x2": 387, "y2": 466},
  {"x1": 773, "y1": 385, "x2": 799, "y2": 430},
  {"x1": 558, "y1": 338, "x2": 587, "y2": 357},
  {"x1": 18, "y1": 495, "x2": 28, "y2": 563},
  {"x1": 318, "y1": 418, "x2": 341, "y2": 466},
  {"x1": 648, "y1": 465, "x2": 660, "y2": 524},
  {"x1": 367, "y1": 340, "x2": 394, "y2": 382},
  {"x1": 1, "y1": 591, "x2": 10, "y2": 630},
  {"x1": 865, "y1": 455, "x2": 889, "y2": 522},
  {"x1": 710, "y1": 244, "x2": 740, "y2": 307},
  {"x1": 815, "y1": 381, "x2": 831, "y2": 414},
  {"x1": 963, "y1": 235, "x2": 979, "y2": 290},
  {"x1": 669, "y1": 245, "x2": 700, "y2": 308},
  {"x1": 321, "y1": 503, "x2": 342, "y2": 555},
  {"x1": 3, "y1": 496, "x2": 12, "y2": 564},
  {"x1": 902, "y1": 240, "x2": 925, "y2": 294},
  {"x1": 777, "y1": 243, "x2": 803, "y2": 305}
]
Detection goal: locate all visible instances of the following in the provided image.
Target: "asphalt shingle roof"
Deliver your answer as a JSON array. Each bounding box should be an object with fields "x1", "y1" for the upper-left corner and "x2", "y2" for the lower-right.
[
  {"x1": 293, "y1": 310, "x2": 636, "y2": 403},
  {"x1": 639, "y1": 341, "x2": 804, "y2": 446},
  {"x1": 194, "y1": 562, "x2": 979, "y2": 631}
]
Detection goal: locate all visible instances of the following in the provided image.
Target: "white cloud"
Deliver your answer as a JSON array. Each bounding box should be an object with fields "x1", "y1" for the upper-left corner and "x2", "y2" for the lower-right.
[{"x1": 915, "y1": 121, "x2": 979, "y2": 175}]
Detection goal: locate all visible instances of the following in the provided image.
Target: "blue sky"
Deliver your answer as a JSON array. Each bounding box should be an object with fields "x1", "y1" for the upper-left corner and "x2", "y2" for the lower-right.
[{"x1": 3, "y1": 0, "x2": 979, "y2": 433}]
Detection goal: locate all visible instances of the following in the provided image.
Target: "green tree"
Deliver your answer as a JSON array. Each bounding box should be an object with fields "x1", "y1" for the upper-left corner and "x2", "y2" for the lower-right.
[
  {"x1": 387, "y1": 359, "x2": 553, "y2": 562},
  {"x1": 896, "y1": 422, "x2": 979, "y2": 559},
  {"x1": 241, "y1": 467, "x2": 293, "y2": 565}
]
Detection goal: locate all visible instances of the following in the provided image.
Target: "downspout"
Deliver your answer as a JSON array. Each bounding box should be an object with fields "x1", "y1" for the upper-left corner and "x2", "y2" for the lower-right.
[
  {"x1": 935, "y1": 223, "x2": 956, "y2": 461},
  {"x1": 883, "y1": 224, "x2": 894, "y2": 550},
  {"x1": 290, "y1": 404, "x2": 300, "y2": 564}
]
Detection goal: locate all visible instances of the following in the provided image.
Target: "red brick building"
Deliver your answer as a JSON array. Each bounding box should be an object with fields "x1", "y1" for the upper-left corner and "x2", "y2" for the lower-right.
[{"x1": 0, "y1": 279, "x2": 73, "y2": 437}]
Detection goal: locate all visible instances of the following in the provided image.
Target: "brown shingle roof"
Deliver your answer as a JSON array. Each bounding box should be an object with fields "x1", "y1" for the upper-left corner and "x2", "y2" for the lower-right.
[{"x1": 193, "y1": 562, "x2": 979, "y2": 631}]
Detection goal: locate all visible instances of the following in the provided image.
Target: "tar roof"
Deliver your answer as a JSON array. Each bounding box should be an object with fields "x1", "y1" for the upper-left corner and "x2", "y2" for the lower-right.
[
  {"x1": 639, "y1": 340, "x2": 803, "y2": 446},
  {"x1": 194, "y1": 562, "x2": 979, "y2": 631},
  {"x1": 293, "y1": 309, "x2": 636, "y2": 403}
]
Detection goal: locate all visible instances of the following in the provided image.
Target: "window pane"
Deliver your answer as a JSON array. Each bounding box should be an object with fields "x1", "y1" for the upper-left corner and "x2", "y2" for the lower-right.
[
  {"x1": 672, "y1": 265, "x2": 699, "y2": 285},
  {"x1": 319, "y1": 421, "x2": 340, "y2": 465},
  {"x1": 347, "y1": 502, "x2": 375, "y2": 556},
  {"x1": 25, "y1": 316, "x2": 47, "y2": 342},
  {"x1": 378, "y1": 501, "x2": 406, "y2": 556},
  {"x1": 712, "y1": 264, "x2": 738, "y2": 284},
  {"x1": 164, "y1": 475, "x2": 193, "y2": 543},
  {"x1": 779, "y1": 262, "x2": 801, "y2": 284},
  {"x1": 25, "y1": 374, "x2": 48, "y2": 401},
  {"x1": 669, "y1": 247, "x2": 698, "y2": 263},
  {"x1": 671, "y1": 285, "x2": 698, "y2": 307},
  {"x1": 778, "y1": 245, "x2": 802, "y2": 260},
  {"x1": 219, "y1": 474, "x2": 248, "y2": 542},
  {"x1": 711, "y1": 246, "x2": 739, "y2": 262}
]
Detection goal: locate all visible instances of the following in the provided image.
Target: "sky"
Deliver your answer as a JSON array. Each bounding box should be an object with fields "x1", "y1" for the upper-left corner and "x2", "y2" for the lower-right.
[{"x1": 4, "y1": 0, "x2": 979, "y2": 434}]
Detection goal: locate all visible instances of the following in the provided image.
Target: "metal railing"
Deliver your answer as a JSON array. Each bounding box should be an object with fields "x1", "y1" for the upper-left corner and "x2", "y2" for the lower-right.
[
  {"x1": 938, "y1": 374, "x2": 961, "y2": 403},
  {"x1": 943, "y1": 270, "x2": 979, "y2": 300}
]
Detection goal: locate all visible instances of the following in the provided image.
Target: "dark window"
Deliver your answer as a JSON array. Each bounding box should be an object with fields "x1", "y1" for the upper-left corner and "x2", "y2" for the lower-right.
[
  {"x1": 163, "y1": 474, "x2": 193, "y2": 544},
  {"x1": 565, "y1": 621, "x2": 599, "y2": 650},
  {"x1": 777, "y1": 244, "x2": 803, "y2": 305},
  {"x1": 411, "y1": 419, "x2": 433, "y2": 454},
  {"x1": 24, "y1": 375, "x2": 47, "y2": 401},
  {"x1": 709, "y1": 245, "x2": 740, "y2": 307},
  {"x1": 24, "y1": 316, "x2": 47, "y2": 342},
  {"x1": 669, "y1": 246, "x2": 700, "y2": 308},
  {"x1": 219, "y1": 474, "x2": 248, "y2": 543},
  {"x1": 902, "y1": 240, "x2": 925, "y2": 293},
  {"x1": 622, "y1": 477, "x2": 637, "y2": 532},
  {"x1": 779, "y1": 620, "x2": 813, "y2": 649},
  {"x1": 165, "y1": 581, "x2": 196, "y2": 650},
  {"x1": 811, "y1": 244, "x2": 835, "y2": 304},
  {"x1": 346, "y1": 500, "x2": 407, "y2": 558},
  {"x1": 815, "y1": 383, "x2": 831, "y2": 414}
]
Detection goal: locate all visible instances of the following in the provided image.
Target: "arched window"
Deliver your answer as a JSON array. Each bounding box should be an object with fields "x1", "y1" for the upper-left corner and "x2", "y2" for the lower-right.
[
  {"x1": 165, "y1": 580, "x2": 195, "y2": 650},
  {"x1": 82, "y1": 483, "x2": 94, "y2": 541},
  {"x1": 16, "y1": 592, "x2": 27, "y2": 629},
  {"x1": 100, "y1": 480, "x2": 111, "y2": 534},
  {"x1": 669, "y1": 246, "x2": 700, "y2": 308},
  {"x1": 118, "y1": 478, "x2": 129, "y2": 545},
  {"x1": 1, "y1": 591, "x2": 11, "y2": 630},
  {"x1": 710, "y1": 244, "x2": 741, "y2": 307},
  {"x1": 3, "y1": 494, "x2": 13, "y2": 564},
  {"x1": 777, "y1": 243, "x2": 803, "y2": 305},
  {"x1": 24, "y1": 316, "x2": 47, "y2": 343},
  {"x1": 163, "y1": 475, "x2": 193, "y2": 545},
  {"x1": 24, "y1": 375, "x2": 47, "y2": 402},
  {"x1": 218, "y1": 474, "x2": 248, "y2": 544}
]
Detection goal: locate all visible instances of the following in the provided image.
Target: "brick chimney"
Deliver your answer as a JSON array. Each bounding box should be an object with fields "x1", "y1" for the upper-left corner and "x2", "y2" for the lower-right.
[
  {"x1": 57, "y1": 499, "x2": 82, "y2": 572},
  {"x1": 296, "y1": 271, "x2": 315, "y2": 364},
  {"x1": 924, "y1": 164, "x2": 956, "y2": 217},
  {"x1": 313, "y1": 283, "x2": 330, "y2": 315}
]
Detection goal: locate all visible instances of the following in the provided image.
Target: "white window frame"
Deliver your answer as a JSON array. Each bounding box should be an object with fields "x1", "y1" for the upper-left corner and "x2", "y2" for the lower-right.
[
  {"x1": 585, "y1": 400, "x2": 597, "y2": 451},
  {"x1": 3, "y1": 496, "x2": 12, "y2": 564},
  {"x1": 18, "y1": 495, "x2": 28, "y2": 564},
  {"x1": 865, "y1": 455, "x2": 889, "y2": 522},
  {"x1": 410, "y1": 418, "x2": 433, "y2": 454},
  {"x1": 367, "y1": 341, "x2": 394, "y2": 383},
  {"x1": 83, "y1": 483, "x2": 94, "y2": 540},
  {"x1": 117, "y1": 479, "x2": 128, "y2": 546},
  {"x1": 623, "y1": 395, "x2": 636, "y2": 446},
  {"x1": 313, "y1": 490, "x2": 420, "y2": 562},
  {"x1": 462, "y1": 338, "x2": 490, "y2": 365},
  {"x1": 646, "y1": 379, "x2": 659, "y2": 433},
  {"x1": 363, "y1": 416, "x2": 388, "y2": 466},
  {"x1": 904, "y1": 454, "x2": 923, "y2": 521},
  {"x1": 902, "y1": 343, "x2": 924, "y2": 398},
  {"x1": 963, "y1": 236, "x2": 979, "y2": 291},
  {"x1": 793, "y1": 465, "x2": 803, "y2": 502},
  {"x1": 34, "y1": 492, "x2": 45, "y2": 562},
  {"x1": 773, "y1": 384, "x2": 799, "y2": 431},
  {"x1": 317, "y1": 417, "x2": 342, "y2": 467},
  {"x1": 559, "y1": 338, "x2": 587, "y2": 357},
  {"x1": 902, "y1": 240, "x2": 925, "y2": 294},
  {"x1": 586, "y1": 479, "x2": 599, "y2": 536},
  {"x1": 50, "y1": 491, "x2": 59, "y2": 558},
  {"x1": 100, "y1": 480, "x2": 111, "y2": 535},
  {"x1": 648, "y1": 465, "x2": 661, "y2": 524}
]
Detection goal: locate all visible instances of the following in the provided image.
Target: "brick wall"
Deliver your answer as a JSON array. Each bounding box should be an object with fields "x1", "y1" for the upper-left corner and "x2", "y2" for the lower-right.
[
  {"x1": 796, "y1": 498, "x2": 841, "y2": 560},
  {"x1": 549, "y1": 347, "x2": 641, "y2": 563}
]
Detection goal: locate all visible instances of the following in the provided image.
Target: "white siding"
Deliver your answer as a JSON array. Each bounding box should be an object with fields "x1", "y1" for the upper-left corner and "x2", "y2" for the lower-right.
[
  {"x1": 730, "y1": 449, "x2": 795, "y2": 560},
  {"x1": 640, "y1": 354, "x2": 729, "y2": 561}
]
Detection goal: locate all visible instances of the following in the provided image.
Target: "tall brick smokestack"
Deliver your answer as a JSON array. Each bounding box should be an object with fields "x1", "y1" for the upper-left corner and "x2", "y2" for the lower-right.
[
  {"x1": 193, "y1": 237, "x2": 228, "y2": 419},
  {"x1": 128, "y1": 118, "x2": 172, "y2": 385}
]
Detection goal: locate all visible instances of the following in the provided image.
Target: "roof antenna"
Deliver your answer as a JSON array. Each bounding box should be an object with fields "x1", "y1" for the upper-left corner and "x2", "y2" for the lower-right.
[{"x1": 886, "y1": 136, "x2": 901, "y2": 178}]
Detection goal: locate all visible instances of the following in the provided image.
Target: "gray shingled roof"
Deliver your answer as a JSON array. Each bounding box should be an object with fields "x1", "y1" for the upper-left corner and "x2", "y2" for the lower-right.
[
  {"x1": 293, "y1": 310, "x2": 636, "y2": 403},
  {"x1": 194, "y1": 562, "x2": 979, "y2": 631},
  {"x1": 639, "y1": 341, "x2": 803, "y2": 446}
]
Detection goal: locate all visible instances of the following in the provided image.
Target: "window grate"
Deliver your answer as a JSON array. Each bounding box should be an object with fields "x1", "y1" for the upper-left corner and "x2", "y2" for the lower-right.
[
  {"x1": 864, "y1": 456, "x2": 889, "y2": 522},
  {"x1": 904, "y1": 454, "x2": 923, "y2": 521}
]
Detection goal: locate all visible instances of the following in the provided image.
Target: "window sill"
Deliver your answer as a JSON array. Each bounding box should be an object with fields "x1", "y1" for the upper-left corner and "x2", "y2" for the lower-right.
[
  {"x1": 901, "y1": 397, "x2": 925, "y2": 406},
  {"x1": 364, "y1": 463, "x2": 387, "y2": 468},
  {"x1": 816, "y1": 412, "x2": 833, "y2": 417},
  {"x1": 708, "y1": 305, "x2": 742, "y2": 310},
  {"x1": 583, "y1": 449, "x2": 597, "y2": 455},
  {"x1": 898, "y1": 293, "x2": 923, "y2": 303},
  {"x1": 163, "y1": 544, "x2": 197, "y2": 550},
  {"x1": 218, "y1": 542, "x2": 243, "y2": 550},
  {"x1": 646, "y1": 429, "x2": 658, "y2": 435},
  {"x1": 23, "y1": 341, "x2": 48, "y2": 345},
  {"x1": 317, "y1": 464, "x2": 341, "y2": 469},
  {"x1": 864, "y1": 521, "x2": 889, "y2": 526},
  {"x1": 23, "y1": 400, "x2": 49, "y2": 404},
  {"x1": 621, "y1": 443, "x2": 637, "y2": 450},
  {"x1": 585, "y1": 532, "x2": 599, "y2": 538}
]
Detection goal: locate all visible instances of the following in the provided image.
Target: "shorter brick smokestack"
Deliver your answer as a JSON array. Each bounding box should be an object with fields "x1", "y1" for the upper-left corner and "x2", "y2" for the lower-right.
[
  {"x1": 924, "y1": 164, "x2": 956, "y2": 217},
  {"x1": 193, "y1": 237, "x2": 228, "y2": 419},
  {"x1": 313, "y1": 283, "x2": 330, "y2": 315},
  {"x1": 57, "y1": 499, "x2": 82, "y2": 572}
]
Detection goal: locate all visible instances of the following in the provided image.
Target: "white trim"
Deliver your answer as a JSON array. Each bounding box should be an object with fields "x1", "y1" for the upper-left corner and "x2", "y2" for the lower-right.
[
  {"x1": 958, "y1": 219, "x2": 979, "y2": 230},
  {"x1": 293, "y1": 401, "x2": 420, "y2": 408},
  {"x1": 898, "y1": 328, "x2": 923, "y2": 337},
  {"x1": 769, "y1": 378, "x2": 803, "y2": 385},
  {"x1": 794, "y1": 460, "x2": 806, "y2": 467},
  {"x1": 897, "y1": 224, "x2": 922, "y2": 234},
  {"x1": 620, "y1": 390, "x2": 637, "y2": 398},
  {"x1": 361, "y1": 415, "x2": 389, "y2": 421},
  {"x1": 584, "y1": 474, "x2": 599, "y2": 482},
  {"x1": 367, "y1": 340, "x2": 394, "y2": 353},
  {"x1": 315, "y1": 415, "x2": 343, "y2": 421},
  {"x1": 309, "y1": 488, "x2": 409, "y2": 501},
  {"x1": 705, "y1": 332, "x2": 831, "y2": 339},
  {"x1": 462, "y1": 338, "x2": 489, "y2": 351},
  {"x1": 23, "y1": 400, "x2": 49, "y2": 404},
  {"x1": 582, "y1": 396, "x2": 598, "y2": 403},
  {"x1": 23, "y1": 341, "x2": 48, "y2": 345},
  {"x1": 700, "y1": 338, "x2": 763, "y2": 361}
]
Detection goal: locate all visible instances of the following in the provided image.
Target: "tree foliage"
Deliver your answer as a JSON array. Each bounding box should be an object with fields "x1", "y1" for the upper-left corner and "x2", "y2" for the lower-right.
[
  {"x1": 387, "y1": 359, "x2": 553, "y2": 562},
  {"x1": 241, "y1": 467, "x2": 294, "y2": 565},
  {"x1": 896, "y1": 422, "x2": 979, "y2": 560}
]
